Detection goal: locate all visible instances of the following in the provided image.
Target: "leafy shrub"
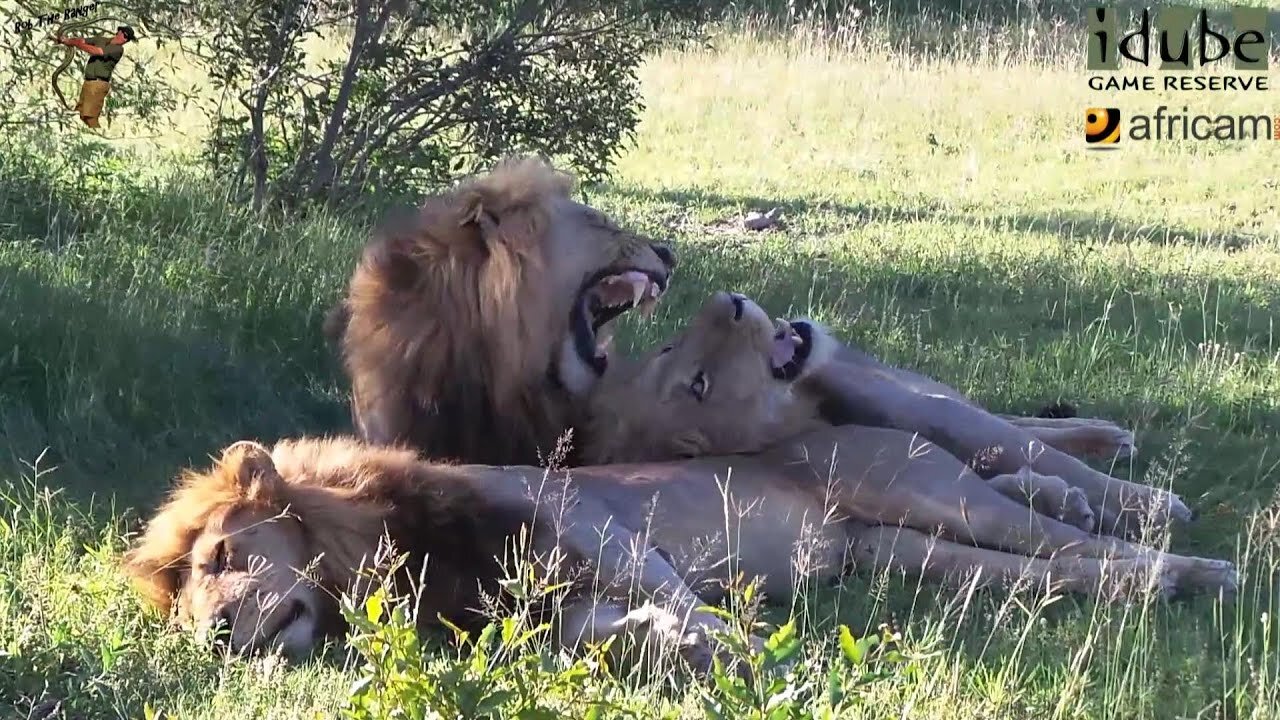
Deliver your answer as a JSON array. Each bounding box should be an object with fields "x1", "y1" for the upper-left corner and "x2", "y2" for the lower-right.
[{"x1": 157, "y1": 0, "x2": 710, "y2": 209}]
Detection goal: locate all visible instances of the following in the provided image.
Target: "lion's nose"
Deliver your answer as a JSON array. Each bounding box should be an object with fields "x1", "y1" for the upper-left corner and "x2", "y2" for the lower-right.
[
  {"x1": 729, "y1": 293, "x2": 746, "y2": 321},
  {"x1": 213, "y1": 606, "x2": 237, "y2": 637},
  {"x1": 650, "y1": 242, "x2": 676, "y2": 269},
  {"x1": 202, "y1": 609, "x2": 237, "y2": 655}
]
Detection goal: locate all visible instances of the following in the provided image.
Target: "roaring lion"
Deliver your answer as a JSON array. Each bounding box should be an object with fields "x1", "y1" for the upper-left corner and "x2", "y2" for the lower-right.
[
  {"x1": 126, "y1": 394, "x2": 1233, "y2": 672},
  {"x1": 585, "y1": 291, "x2": 1193, "y2": 540},
  {"x1": 325, "y1": 156, "x2": 675, "y2": 466}
]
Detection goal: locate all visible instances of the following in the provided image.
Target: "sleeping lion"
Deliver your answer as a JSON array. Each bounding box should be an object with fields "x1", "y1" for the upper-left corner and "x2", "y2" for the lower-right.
[{"x1": 125, "y1": 300, "x2": 1235, "y2": 673}]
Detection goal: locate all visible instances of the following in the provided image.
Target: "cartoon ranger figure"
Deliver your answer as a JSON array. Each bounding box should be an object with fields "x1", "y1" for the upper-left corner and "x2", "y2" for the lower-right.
[{"x1": 49, "y1": 25, "x2": 135, "y2": 128}]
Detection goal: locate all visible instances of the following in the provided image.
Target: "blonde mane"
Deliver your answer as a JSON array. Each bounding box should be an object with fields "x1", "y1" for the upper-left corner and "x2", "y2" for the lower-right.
[{"x1": 123, "y1": 440, "x2": 407, "y2": 616}]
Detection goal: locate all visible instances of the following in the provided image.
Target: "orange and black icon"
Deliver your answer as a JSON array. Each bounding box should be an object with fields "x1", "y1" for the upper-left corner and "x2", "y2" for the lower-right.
[{"x1": 1085, "y1": 108, "x2": 1121, "y2": 145}]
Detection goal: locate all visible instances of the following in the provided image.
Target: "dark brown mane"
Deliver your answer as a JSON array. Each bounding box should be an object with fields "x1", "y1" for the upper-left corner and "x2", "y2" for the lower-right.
[{"x1": 330, "y1": 157, "x2": 575, "y2": 466}]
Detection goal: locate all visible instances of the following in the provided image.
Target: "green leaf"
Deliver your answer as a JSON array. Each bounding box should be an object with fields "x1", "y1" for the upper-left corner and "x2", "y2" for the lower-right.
[
  {"x1": 700, "y1": 605, "x2": 736, "y2": 621},
  {"x1": 475, "y1": 689, "x2": 516, "y2": 714},
  {"x1": 765, "y1": 636, "x2": 802, "y2": 669},
  {"x1": 765, "y1": 619, "x2": 796, "y2": 652},
  {"x1": 437, "y1": 613, "x2": 468, "y2": 645},
  {"x1": 827, "y1": 666, "x2": 844, "y2": 705},
  {"x1": 347, "y1": 674, "x2": 374, "y2": 697},
  {"x1": 365, "y1": 589, "x2": 384, "y2": 624},
  {"x1": 510, "y1": 623, "x2": 550, "y2": 650},
  {"x1": 838, "y1": 625, "x2": 878, "y2": 665}
]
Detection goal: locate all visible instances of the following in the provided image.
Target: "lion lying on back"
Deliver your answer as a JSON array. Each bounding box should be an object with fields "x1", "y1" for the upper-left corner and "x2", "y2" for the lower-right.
[{"x1": 585, "y1": 291, "x2": 1190, "y2": 538}]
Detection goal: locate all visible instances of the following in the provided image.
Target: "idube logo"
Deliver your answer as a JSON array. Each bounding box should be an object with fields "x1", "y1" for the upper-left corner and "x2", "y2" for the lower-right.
[{"x1": 1086, "y1": 5, "x2": 1271, "y2": 92}]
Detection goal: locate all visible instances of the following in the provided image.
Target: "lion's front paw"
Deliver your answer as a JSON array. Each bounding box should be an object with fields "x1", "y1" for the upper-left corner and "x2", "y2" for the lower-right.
[
  {"x1": 1056, "y1": 487, "x2": 1096, "y2": 533},
  {"x1": 1094, "y1": 424, "x2": 1137, "y2": 460},
  {"x1": 1103, "y1": 489, "x2": 1196, "y2": 540}
]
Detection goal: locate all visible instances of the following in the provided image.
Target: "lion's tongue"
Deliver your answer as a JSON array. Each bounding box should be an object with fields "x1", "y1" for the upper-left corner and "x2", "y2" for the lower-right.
[
  {"x1": 595, "y1": 271, "x2": 652, "y2": 308},
  {"x1": 771, "y1": 335, "x2": 797, "y2": 369}
]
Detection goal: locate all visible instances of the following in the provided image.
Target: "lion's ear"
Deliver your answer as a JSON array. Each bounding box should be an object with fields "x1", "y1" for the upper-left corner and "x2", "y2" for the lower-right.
[
  {"x1": 220, "y1": 441, "x2": 282, "y2": 500},
  {"x1": 460, "y1": 199, "x2": 502, "y2": 247},
  {"x1": 670, "y1": 430, "x2": 711, "y2": 459}
]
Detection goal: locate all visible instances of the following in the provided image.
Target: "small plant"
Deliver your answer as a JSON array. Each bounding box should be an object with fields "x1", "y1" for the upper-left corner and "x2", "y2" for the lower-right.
[
  {"x1": 338, "y1": 540, "x2": 655, "y2": 720},
  {"x1": 696, "y1": 576, "x2": 927, "y2": 719}
]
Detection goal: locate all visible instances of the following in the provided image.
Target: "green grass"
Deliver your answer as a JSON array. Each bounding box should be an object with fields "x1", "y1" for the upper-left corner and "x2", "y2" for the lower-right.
[{"x1": 3, "y1": 8, "x2": 1280, "y2": 719}]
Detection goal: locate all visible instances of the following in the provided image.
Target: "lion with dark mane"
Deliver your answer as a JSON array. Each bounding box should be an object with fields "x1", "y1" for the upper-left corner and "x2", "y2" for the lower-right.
[{"x1": 325, "y1": 156, "x2": 675, "y2": 466}]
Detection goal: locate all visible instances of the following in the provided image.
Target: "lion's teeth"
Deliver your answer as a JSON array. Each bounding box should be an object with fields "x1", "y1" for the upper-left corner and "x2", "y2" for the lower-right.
[{"x1": 631, "y1": 280, "x2": 646, "y2": 308}]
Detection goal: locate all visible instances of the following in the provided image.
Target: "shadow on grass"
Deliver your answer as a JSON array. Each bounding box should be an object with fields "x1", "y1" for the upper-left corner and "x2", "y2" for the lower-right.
[{"x1": 0, "y1": 259, "x2": 351, "y2": 516}]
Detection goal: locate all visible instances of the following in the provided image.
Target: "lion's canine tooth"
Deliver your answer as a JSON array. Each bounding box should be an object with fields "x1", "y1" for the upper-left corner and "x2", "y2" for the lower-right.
[{"x1": 631, "y1": 279, "x2": 646, "y2": 308}]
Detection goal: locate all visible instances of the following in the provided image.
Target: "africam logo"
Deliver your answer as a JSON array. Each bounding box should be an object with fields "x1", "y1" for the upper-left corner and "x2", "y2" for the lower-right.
[{"x1": 1085, "y1": 106, "x2": 1280, "y2": 147}]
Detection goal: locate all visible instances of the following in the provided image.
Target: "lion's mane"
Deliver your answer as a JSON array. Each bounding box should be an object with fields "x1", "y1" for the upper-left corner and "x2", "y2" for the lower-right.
[
  {"x1": 123, "y1": 438, "x2": 539, "y2": 631},
  {"x1": 329, "y1": 157, "x2": 576, "y2": 466}
]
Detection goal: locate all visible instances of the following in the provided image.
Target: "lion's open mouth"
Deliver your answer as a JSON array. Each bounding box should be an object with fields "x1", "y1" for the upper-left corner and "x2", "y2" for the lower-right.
[
  {"x1": 770, "y1": 319, "x2": 813, "y2": 381},
  {"x1": 570, "y1": 269, "x2": 668, "y2": 374}
]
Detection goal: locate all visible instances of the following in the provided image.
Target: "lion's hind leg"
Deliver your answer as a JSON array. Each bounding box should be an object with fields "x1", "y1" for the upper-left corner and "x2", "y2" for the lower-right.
[
  {"x1": 845, "y1": 524, "x2": 1221, "y2": 603},
  {"x1": 999, "y1": 415, "x2": 1137, "y2": 460},
  {"x1": 987, "y1": 467, "x2": 1096, "y2": 533},
  {"x1": 772, "y1": 424, "x2": 1233, "y2": 597},
  {"x1": 803, "y1": 363, "x2": 1188, "y2": 538}
]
